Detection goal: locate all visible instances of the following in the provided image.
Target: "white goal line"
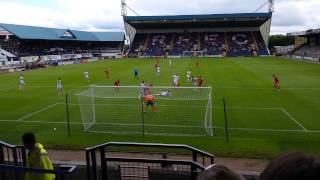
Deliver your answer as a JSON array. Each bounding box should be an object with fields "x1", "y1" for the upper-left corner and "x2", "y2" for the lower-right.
[
  {"x1": 60, "y1": 102, "x2": 283, "y2": 110},
  {"x1": 214, "y1": 87, "x2": 320, "y2": 90},
  {"x1": 0, "y1": 120, "x2": 319, "y2": 133},
  {"x1": 89, "y1": 85, "x2": 212, "y2": 89}
]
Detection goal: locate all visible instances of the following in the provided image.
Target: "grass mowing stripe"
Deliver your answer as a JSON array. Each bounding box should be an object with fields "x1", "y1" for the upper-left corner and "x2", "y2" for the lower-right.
[{"x1": 280, "y1": 108, "x2": 308, "y2": 132}]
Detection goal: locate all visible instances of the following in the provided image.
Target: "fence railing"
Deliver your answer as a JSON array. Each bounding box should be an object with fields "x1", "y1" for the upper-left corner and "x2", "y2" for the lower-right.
[
  {"x1": 86, "y1": 142, "x2": 215, "y2": 180},
  {"x1": 0, "y1": 164, "x2": 77, "y2": 180},
  {"x1": 0, "y1": 141, "x2": 26, "y2": 166},
  {"x1": 0, "y1": 141, "x2": 77, "y2": 180}
]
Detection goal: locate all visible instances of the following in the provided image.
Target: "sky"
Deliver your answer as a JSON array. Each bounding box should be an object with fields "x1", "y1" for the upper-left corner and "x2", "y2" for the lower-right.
[{"x1": 0, "y1": 0, "x2": 319, "y2": 34}]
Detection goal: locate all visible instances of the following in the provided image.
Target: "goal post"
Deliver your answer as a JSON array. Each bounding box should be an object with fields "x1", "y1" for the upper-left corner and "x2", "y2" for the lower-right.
[{"x1": 76, "y1": 85, "x2": 213, "y2": 136}]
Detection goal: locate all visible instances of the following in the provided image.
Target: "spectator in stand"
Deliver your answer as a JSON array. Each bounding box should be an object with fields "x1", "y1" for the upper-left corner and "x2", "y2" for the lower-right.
[
  {"x1": 261, "y1": 152, "x2": 320, "y2": 180},
  {"x1": 198, "y1": 164, "x2": 245, "y2": 180}
]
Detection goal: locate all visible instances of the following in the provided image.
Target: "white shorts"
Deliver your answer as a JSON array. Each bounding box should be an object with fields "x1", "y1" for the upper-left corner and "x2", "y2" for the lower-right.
[
  {"x1": 57, "y1": 85, "x2": 62, "y2": 90},
  {"x1": 20, "y1": 80, "x2": 25, "y2": 86}
]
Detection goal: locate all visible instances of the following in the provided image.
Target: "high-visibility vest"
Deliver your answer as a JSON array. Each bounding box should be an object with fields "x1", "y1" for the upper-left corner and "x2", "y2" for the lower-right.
[{"x1": 25, "y1": 143, "x2": 55, "y2": 180}]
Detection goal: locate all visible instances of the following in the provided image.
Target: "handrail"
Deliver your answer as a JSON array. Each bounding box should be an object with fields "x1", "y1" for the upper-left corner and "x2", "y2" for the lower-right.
[
  {"x1": 105, "y1": 156, "x2": 205, "y2": 170},
  {"x1": 86, "y1": 142, "x2": 214, "y2": 180},
  {"x1": 86, "y1": 142, "x2": 214, "y2": 159},
  {"x1": 0, "y1": 164, "x2": 77, "y2": 175},
  {"x1": 0, "y1": 141, "x2": 23, "y2": 149}
]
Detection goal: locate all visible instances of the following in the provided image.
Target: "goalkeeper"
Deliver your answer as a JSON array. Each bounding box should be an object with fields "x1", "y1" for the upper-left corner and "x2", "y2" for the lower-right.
[{"x1": 143, "y1": 93, "x2": 157, "y2": 113}]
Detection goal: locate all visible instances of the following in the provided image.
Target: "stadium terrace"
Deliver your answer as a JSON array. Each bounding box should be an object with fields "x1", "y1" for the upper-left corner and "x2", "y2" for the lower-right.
[
  {"x1": 287, "y1": 28, "x2": 320, "y2": 62},
  {"x1": 124, "y1": 13, "x2": 272, "y2": 58}
]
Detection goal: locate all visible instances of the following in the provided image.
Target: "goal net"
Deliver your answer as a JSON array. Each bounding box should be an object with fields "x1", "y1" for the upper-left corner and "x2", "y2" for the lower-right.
[
  {"x1": 183, "y1": 51, "x2": 205, "y2": 57},
  {"x1": 76, "y1": 85, "x2": 212, "y2": 136}
]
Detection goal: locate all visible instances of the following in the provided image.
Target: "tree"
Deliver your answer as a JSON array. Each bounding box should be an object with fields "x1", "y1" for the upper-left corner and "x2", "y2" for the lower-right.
[{"x1": 269, "y1": 35, "x2": 294, "y2": 48}]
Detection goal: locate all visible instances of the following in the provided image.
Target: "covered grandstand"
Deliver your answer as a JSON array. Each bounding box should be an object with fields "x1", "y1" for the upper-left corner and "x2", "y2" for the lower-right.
[
  {"x1": 124, "y1": 13, "x2": 272, "y2": 58},
  {"x1": 287, "y1": 28, "x2": 320, "y2": 62},
  {"x1": 0, "y1": 23, "x2": 125, "y2": 65}
]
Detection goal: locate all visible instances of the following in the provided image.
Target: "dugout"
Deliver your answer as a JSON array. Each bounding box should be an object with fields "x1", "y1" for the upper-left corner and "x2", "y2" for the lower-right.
[{"x1": 124, "y1": 13, "x2": 272, "y2": 57}]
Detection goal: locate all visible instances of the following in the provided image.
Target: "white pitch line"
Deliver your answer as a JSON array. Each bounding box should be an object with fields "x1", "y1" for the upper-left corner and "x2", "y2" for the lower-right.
[
  {"x1": 215, "y1": 106, "x2": 282, "y2": 110},
  {"x1": 62, "y1": 103, "x2": 282, "y2": 110},
  {"x1": 0, "y1": 119, "x2": 319, "y2": 133},
  {"x1": 16, "y1": 103, "x2": 58, "y2": 121},
  {"x1": 214, "y1": 87, "x2": 320, "y2": 90},
  {"x1": 0, "y1": 120, "x2": 201, "y2": 128},
  {"x1": 226, "y1": 127, "x2": 306, "y2": 133},
  {"x1": 0, "y1": 86, "x2": 16, "y2": 91},
  {"x1": 280, "y1": 108, "x2": 308, "y2": 132}
]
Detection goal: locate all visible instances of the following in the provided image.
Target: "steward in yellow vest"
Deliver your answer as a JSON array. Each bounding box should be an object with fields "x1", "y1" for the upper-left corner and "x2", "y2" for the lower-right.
[{"x1": 22, "y1": 133, "x2": 55, "y2": 180}]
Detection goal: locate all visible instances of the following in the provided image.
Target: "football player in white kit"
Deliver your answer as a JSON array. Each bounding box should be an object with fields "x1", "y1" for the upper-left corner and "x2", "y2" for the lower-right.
[
  {"x1": 156, "y1": 66, "x2": 160, "y2": 76},
  {"x1": 187, "y1": 69, "x2": 191, "y2": 82},
  {"x1": 83, "y1": 72, "x2": 89, "y2": 82},
  {"x1": 172, "y1": 73, "x2": 179, "y2": 87},
  {"x1": 57, "y1": 77, "x2": 63, "y2": 96},
  {"x1": 19, "y1": 74, "x2": 25, "y2": 90}
]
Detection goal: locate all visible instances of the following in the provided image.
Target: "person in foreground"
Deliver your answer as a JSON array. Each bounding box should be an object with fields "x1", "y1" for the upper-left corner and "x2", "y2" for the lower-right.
[
  {"x1": 22, "y1": 132, "x2": 55, "y2": 180},
  {"x1": 198, "y1": 164, "x2": 245, "y2": 180},
  {"x1": 260, "y1": 151, "x2": 320, "y2": 180}
]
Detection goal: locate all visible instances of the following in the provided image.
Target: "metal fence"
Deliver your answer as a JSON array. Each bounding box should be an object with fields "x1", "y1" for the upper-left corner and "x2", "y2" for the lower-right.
[
  {"x1": 0, "y1": 141, "x2": 77, "y2": 180},
  {"x1": 86, "y1": 142, "x2": 215, "y2": 180}
]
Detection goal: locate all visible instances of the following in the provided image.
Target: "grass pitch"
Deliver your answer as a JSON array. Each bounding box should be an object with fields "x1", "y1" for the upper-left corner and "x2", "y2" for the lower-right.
[{"x1": 0, "y1": 57, "x2": 320, "y2": 158}]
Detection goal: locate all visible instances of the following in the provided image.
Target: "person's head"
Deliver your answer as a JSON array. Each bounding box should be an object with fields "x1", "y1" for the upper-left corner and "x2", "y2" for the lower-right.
[
  {"x1": 272, "y1": 74, "x2": 276, "y2": 78},
  {"x1": 142, "y1": 80, "x2": 145, "y2": 83},
  {"x1": 58, "y1": 76, "x2": 61, "y2": 80},
  {"x1": 261, "y1": 152, "x2": 320, "y2": 180},
  {"x1": 22, "y1": 132, "x2": 36, "y2": 150},
  {"x1": 198, "y1": 165, "x2": 245, "y2": 180}
]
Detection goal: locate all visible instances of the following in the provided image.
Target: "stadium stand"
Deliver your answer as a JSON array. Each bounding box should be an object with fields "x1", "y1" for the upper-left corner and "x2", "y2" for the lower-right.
[
  {"x1": 227, "y1": 32, "x2": 253, "y2": 57},
  {"x1": 124, "y1": 13, "x2": 272, "y2": 57},
  {"x1": 202, "y1": 32, "x2": 225, "y2": 56},
  {"x1": 0, "y1": 23, "x2": 125, "y2": 65},
  {"x1": 287, "y1": 28, "x2": 320, "y2": 62}
]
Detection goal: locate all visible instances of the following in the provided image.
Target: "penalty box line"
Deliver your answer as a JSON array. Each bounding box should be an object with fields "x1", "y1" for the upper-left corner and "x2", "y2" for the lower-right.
[
  {"x1": 16, "y1": 103, "x2": 59, "y2": 121},
  {"x1": 280, "y1": 108, "x2": 308, "y2": 132}
]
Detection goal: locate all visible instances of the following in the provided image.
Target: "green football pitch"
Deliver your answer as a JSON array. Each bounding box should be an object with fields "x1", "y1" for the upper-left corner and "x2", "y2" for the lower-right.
[{"x1": 0, "y1": 57, "x2": 320, "y2": 158}]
